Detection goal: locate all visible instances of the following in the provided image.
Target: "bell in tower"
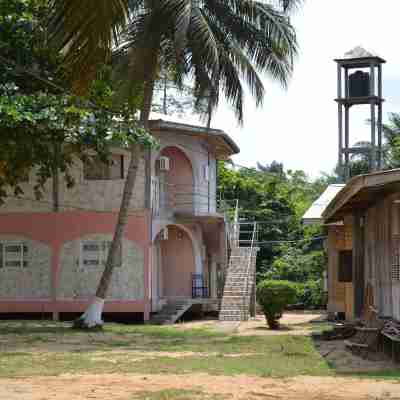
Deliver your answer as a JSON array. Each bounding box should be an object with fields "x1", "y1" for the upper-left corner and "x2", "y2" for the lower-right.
[{"x1": 335, "y1": 46, "x2": 386, "y2": 181}]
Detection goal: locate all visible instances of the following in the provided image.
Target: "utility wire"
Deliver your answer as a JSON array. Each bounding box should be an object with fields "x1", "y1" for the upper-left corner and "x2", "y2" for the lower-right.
[{"x1": 253, "y1": 235, "x2": 326, "y2": 246}]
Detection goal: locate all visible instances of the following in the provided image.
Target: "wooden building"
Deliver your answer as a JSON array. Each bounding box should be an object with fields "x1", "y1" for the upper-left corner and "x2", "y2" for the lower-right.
[
  {"x1": 317, "y1": 169, "x2": 400, "y2": 322},
  {"x1": 303, "y1": 170, "x2": 400, "y2": 322},
  {"x1": 323, "y1": 169, "x2": 400, "y2": 322}
]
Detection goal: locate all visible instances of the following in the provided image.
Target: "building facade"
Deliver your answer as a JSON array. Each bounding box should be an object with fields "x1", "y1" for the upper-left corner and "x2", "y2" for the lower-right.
[
  {"x1": 0, "y1": 115, "x2": 239, "y2": 321},
  {"x1": 304, "y1": 170, "x2": 400, "y2": 322}
]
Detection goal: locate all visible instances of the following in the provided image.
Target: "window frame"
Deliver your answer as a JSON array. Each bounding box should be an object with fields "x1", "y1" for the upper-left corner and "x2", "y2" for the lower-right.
[
  {"x1": 80, "y1": 240, "x2": 122, "y2": 269},
  {"x1": 0, "y1": 241, "x2": 29, "y2": 269}
]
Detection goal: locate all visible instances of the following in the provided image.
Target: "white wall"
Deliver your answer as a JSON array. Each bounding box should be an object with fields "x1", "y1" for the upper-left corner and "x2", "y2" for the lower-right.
[
  {"x1": 0, "y1": 235, "x2": 52, "y2": 298},
  {"x1": 58, "y1": 233, "x2": 144, "y2": 300},
  {"x1": 0, "y1": 148, "x2": 146, "y2": 213}
]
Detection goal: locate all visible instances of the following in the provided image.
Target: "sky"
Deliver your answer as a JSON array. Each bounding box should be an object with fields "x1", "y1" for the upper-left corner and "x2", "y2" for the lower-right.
[{"x1": 211, "y1": 0, "x2": 400, "y2": 178}]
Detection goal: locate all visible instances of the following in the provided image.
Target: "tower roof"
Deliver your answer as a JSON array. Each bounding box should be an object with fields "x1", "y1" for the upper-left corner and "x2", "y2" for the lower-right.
[
  {"x1": 344, "y1": 46, "x2": 377, "y2": 59},
  {"x1": 335, "y1": 46, "x2": 386, "y2": 67}
]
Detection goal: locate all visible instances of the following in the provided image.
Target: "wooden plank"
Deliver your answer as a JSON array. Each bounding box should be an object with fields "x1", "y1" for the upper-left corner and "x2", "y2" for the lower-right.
[
  {"x1": 345, "y1": 282, "x2": 354, "y2": 320},
  {"x1": 353, "y1": 210, "x2": 365, "y2": 318},
  {"x1": 328, "y1": 227, "x2": 346, "y2": 313}
]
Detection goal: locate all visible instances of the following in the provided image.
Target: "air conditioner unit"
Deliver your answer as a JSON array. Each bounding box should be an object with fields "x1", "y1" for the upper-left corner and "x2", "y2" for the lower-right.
[
  {"x1": 158, "y1": 156, "x2": 170, "y2": 171},
  {"x1": 160, "y1": 227, "x2": 169, "y2": 240}
]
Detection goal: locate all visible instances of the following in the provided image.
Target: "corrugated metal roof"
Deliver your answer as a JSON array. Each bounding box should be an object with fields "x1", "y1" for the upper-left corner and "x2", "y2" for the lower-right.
[{"x1": 302, "y1": 184, "x2": 345, "y2": 225}]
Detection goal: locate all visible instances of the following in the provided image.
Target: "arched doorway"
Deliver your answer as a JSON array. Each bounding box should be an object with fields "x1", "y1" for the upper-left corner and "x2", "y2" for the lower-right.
[
  {"x1": 155, "y1": 146, "x2": 194, "y2": 213},
  {"x1": 152, "y1": 224, "x2": 197, "y2": 304}
]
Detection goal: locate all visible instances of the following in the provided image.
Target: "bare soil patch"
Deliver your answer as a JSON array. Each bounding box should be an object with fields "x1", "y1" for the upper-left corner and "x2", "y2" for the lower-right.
[
  {"x1": 236, "y1": 311, "x2": 327, "y2": 336},
  {"x1": 315, "y1": 338, "x2": 397, "y2": 373},
  {"x1": 176, "y1": 311, "x2": 328, "y2": 336},
  {"x1": 1, "y1": 373, "x2": 400, "y2": 400}
]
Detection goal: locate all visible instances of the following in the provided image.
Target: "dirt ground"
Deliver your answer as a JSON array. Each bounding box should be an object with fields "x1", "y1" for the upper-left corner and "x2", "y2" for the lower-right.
[
  {"x1": 177, "y1": 311, "x2": 328, "y2": 336},
  {"x1": 1, "y1": 313, "x2": 399, "y2": 399},
  {"x1": 315, "y1": 337, "x2": 397, "y2": 373},
  {"x1": 1, "y1": 373, "x2": 400, "y2": 400}
]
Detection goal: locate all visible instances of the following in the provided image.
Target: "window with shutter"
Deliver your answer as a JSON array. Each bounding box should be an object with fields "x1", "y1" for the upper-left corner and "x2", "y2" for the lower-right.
[
  {"x1": 0, "y1": 242, "x2": 28, "y2": 268},
  {"x1": 81, "y1": 240, "x2": 121, "y2": 268},
  {"x1": 392, "y1": 237, "x2": 400, "y2": 281}
]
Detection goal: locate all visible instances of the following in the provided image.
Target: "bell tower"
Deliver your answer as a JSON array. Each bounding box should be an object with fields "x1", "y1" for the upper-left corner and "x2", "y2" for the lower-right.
[{"x1": 335, "y1": 47, "x2": 386, "y2": 181}]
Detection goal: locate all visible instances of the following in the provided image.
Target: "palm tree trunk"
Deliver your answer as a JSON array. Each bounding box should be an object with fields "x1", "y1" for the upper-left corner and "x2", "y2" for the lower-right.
[
  {"x1": 52, "y1": 142, "x2": 60, "y2": 213},
  {"x1": 162, "y1": 75, "x2": 167, "y2": 114},
  {"x1": 73, "y1": 51, "x2": 158, "y2": 329}
]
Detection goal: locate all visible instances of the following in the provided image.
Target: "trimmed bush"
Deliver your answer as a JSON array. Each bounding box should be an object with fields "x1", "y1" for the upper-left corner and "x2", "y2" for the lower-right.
[{"x1": 256, "y1": 280, "x2": 297, "y2": 329}]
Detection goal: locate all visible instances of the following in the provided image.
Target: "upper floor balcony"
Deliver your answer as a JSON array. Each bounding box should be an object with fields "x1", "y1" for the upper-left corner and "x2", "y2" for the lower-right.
[
  {"x1": 151, "y1": 142, "x2": 220, "y2": 219},
  {"x1": 151, "y1": 179, "x2": 219, "y2": 218}
]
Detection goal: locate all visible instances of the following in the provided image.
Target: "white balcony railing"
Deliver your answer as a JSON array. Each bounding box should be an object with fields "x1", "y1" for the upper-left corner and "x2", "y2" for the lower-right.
[{"x1": 151, "y1": 179, "x2": 218, "y2": 216}]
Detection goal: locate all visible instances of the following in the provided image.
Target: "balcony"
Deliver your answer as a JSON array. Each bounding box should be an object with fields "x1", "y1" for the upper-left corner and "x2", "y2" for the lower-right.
[{"x1": 151, "y1": 179, "x2": 218, "y2": 218}]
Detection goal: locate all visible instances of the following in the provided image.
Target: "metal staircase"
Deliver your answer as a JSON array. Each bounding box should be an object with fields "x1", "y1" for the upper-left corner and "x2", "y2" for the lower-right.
[{"x1": 219, "y1": 201, "x2": 259, "y2": 322}]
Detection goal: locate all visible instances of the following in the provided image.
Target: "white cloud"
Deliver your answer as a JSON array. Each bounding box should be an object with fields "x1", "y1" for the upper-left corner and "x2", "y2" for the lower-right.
[{"x1": 212, "y1": 0, "x2": 400, "y2": 177}]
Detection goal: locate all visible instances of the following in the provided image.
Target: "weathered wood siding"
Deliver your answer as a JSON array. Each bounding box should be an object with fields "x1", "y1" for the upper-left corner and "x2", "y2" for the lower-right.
[
  {"x1": 327, "y1": 219, "x2": 353, "y2": 316},
  {"x1": 344, "y1": 282, "x2": 354, "y2": 319},
  {"x1": 327, "y1": 227, "x2": 343, "y2": 314},
  {"x1": 364, "y1": 194, "x2": 395, "y2": 319},
  {"x1": 390, "y1": 195, "x2": 400, "y2": 320},
  {"x1": 353, "y1": 210, "x2": 365, "y2": 318}
]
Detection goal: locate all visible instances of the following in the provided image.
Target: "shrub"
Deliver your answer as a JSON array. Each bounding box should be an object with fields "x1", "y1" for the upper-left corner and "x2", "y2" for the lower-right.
[
  {"x1": 256, "y1": 280, "x2": 297, "y2": 329},
  {"x1": 303, "y1": 279, "x2": 327, "y2": 309}
]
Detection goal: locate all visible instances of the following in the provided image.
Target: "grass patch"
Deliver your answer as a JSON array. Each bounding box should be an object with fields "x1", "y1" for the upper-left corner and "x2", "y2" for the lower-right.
[
  {"x1": 292, "y1": 321, "x2": 333, "y2": 334},
  {"x1": 0, "y1": 326, "x2": 333, "y2": 378},
  {"x1": 2, "y1": 320, "x2": 400, "y2": 381}
]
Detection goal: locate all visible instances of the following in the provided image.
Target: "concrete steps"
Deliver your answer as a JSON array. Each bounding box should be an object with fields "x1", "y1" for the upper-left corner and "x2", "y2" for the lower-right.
[{"x1": 150, "y1": 300, "x2": 193, "y2": 325}]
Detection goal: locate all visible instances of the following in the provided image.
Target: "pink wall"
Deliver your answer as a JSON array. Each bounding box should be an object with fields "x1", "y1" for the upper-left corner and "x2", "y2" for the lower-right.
[
  {"x1": 0, "y1": 210, "x2": 151, "y2": 318},
  {"x1": 161, "y1": 146, "x2": 193, "y2": 186},
  {"x1": 160, "y1": 147, "x2": 194, "y2": 210},
  {"x1": 160, "y1": 225, "x2": 195, "y2": 297}
]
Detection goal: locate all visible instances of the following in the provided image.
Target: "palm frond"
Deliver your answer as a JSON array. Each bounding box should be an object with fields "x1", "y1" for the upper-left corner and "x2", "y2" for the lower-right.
[{"x1": 49, "y1": 0, "x2": 140, "y2": 92}]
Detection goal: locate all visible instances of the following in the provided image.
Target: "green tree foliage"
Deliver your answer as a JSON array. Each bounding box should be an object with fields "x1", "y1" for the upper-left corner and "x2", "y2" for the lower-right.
[
  {"x1": 0, "y1": 0, "x2": 156, "y2": 204},
  {"x1": 51, "y1": 0, "x2": 300, "y2": 123},
  {"x1": 218, "y1": 161, "x2": 327, "y2": 308},
  {"x1": 383, "y1": 112, "x2": 400, "y2": 168},
  {"x1": 256, "y1": 280, "x2": 297, "y2": 329}
]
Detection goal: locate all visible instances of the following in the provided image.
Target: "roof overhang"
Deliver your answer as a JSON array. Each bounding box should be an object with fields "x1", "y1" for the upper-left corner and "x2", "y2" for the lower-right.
[
  {"x1": 334, "y1": 56, "x2": 386, "y2": 68},
  {"x1": 149, "y1": 118, "x2": 240, "y2": 160},
  {"x1": 302, "y1": 184, "x2": 345, "y2": 225},
  {"x1": 323, "y1": 169, "x2": 400, "y2": 223}
]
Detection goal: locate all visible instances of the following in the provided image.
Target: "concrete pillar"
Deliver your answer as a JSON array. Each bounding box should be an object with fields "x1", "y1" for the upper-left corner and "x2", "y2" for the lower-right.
[{"x1": 210, "y1": 260, "x2": 217, "y2": 298}]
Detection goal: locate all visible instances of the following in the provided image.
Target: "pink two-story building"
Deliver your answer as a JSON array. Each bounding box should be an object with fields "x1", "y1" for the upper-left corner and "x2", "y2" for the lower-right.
[{"x1": 0, "y1": 115, "x2": 239, "y2": 322}]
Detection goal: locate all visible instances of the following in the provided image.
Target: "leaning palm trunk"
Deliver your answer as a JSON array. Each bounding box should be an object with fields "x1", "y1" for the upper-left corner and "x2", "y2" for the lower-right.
[
  {"x1": 73, "y1": 143, "x2": 143, "y2": 328},
  {"x1": 73, "y1": 62, "x2": 157, "y2": 329}
]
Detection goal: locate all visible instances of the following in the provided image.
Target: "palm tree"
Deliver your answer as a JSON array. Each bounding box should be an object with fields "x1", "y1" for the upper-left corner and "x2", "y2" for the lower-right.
[{"x1": 50, "y1": 0, "x2": 301, "y2": 328}]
